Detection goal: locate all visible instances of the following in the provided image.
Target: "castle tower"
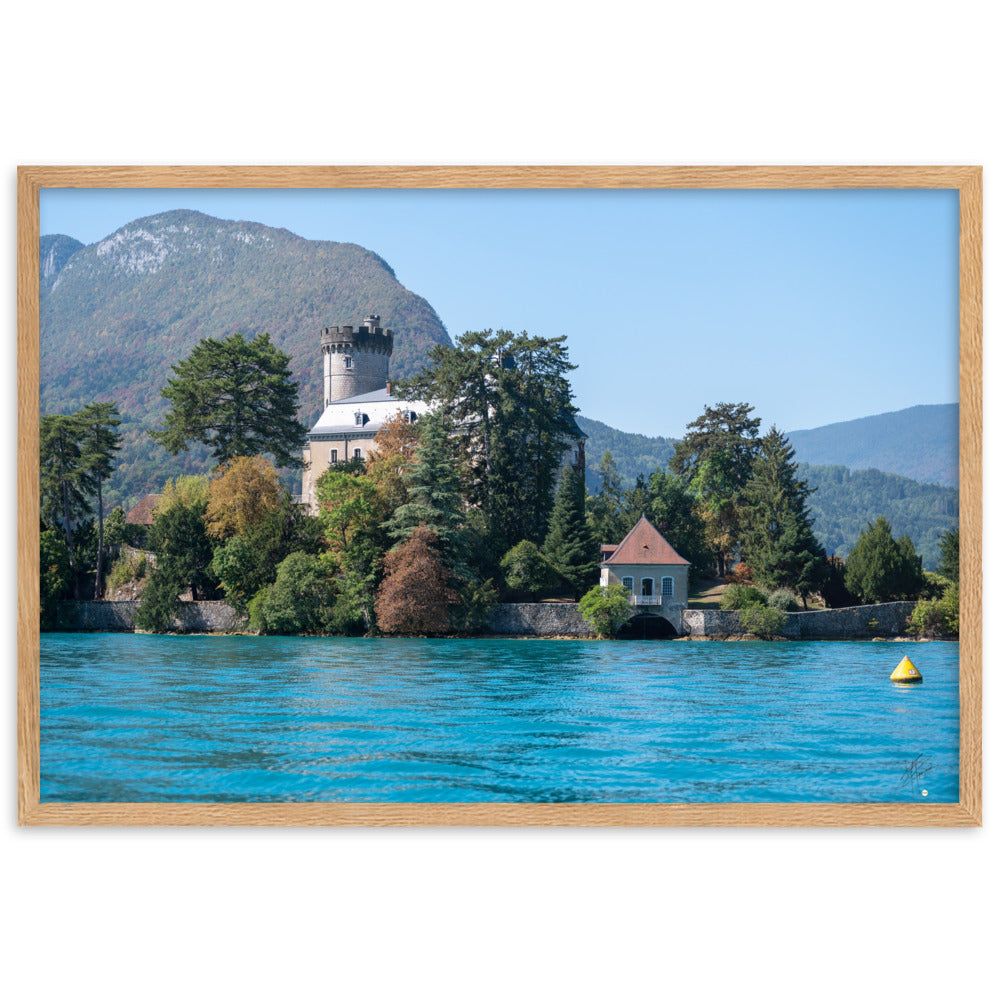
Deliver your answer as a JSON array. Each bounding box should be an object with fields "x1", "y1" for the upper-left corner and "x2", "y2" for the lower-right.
[{"x1": 321, "y1": 314, "x2": 394, "y2": 404}]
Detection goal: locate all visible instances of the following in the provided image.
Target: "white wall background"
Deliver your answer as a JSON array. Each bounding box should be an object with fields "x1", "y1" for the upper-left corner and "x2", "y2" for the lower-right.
[{"x1": 4, "y1": 3, "x2": 995, "y2": 996}]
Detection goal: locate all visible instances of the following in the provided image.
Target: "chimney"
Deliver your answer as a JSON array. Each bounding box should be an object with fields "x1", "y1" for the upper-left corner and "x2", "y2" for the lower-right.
[{"x1": 386, "y1": 379, "x2": 392, "y2": 395}]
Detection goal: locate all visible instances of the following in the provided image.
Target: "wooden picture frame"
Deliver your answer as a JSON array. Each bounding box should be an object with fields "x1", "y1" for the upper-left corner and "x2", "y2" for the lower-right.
[{"x1": 17, "y1": 165, "x2": 983, "y2": 827}]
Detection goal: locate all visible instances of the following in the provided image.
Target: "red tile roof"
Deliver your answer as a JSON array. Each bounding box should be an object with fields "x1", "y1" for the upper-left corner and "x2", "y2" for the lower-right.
[
  {"x1": 125, "y1": 494, "x2": 162, "y2": 525},
  {"x1": 602, "y1": 515, "x2": 690, "y2": 566}
]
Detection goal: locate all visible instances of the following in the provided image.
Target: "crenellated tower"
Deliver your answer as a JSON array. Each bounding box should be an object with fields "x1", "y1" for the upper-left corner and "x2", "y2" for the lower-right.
[{"x1": 321, "y1": 314, "x2": 394, "y2": 404}]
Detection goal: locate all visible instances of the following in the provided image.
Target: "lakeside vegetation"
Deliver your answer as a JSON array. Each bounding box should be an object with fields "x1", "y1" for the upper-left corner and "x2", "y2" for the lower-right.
[{"x1": 40, "y1": 329, "x2": 960, "y2": 640}]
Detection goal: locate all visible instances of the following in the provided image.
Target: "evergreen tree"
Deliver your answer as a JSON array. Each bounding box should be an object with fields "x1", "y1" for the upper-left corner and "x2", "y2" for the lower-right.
[
  {"x1": 249, "y1": 552, "x2": 337, "y2": 635},
  {"x1": 544, "y1": 465, "x2": 596, "y2": 599},
  {"x1": 398, "y1": 328, "x2": 580, "y2": 556},
  {"x1": 586, "y1": 450, "x2": 629, "y2": 545},
  {"x1": 40, "y1": 412, "x2": 91, "y2": 582},
  {"x1": 385, "y1": 411, "x2": 470, "y2": 578},
  {"x1": 669, "y1": 402, "x2": 761, "y2": 576},
  {"x1": 844, "y1": 516, "x2": 924, "y2": 603},
  {"x1": 643, "y1": 468, "x2": 713, "y2": 575},
  {"x1": 77, "y1": 402, "x2": 122, "y2": 598},
  {"x1": 937, "y1": 527, "x2": 959, "y2": 584},
  {"x1": 152, "y1": 332, "x2": 307, "y2": 468},
  {"x1": 739, "y1": 426, "x2": 826, "y2": 606}
]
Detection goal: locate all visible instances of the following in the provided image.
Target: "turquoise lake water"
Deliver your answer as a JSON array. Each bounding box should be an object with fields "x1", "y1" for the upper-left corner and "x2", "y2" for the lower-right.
[{"x1": 39, "y1": 634, "x2": 960, "y2": 803}]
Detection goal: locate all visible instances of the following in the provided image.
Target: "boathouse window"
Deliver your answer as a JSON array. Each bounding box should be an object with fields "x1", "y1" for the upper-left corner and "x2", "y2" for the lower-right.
[
  {"x1": 662, "y1": 576, "x2": 674, "y2": 598},
  {"x1": 329, "y1": 449, "x2": 338, "y2": 464},
  {"x1": 621, "y1": 576, "x2": 634, "y2": 594},
  {"x1": 641, "y1": 578, "x2": 654, "y2": 598}
]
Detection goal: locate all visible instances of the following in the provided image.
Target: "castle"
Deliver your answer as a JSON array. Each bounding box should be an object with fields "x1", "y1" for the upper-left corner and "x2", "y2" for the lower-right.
[{"x1": 300, "y1": 315, "x2": 431, "y2": 510}]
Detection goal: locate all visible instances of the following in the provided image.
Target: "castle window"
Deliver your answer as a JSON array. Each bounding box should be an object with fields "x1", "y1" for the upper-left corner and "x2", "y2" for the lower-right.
[
  {"x1": 354, "y1": 411, "x2": 365, "y2": 426},
  {"x1": 353, "y1": 448, "x2": 362, "y2": 459},
  {"x1": 662, "y1": 576, "x2": 674, "y2": 598},
  {"x1": 621, "y1": 576, "x2": 634, "y2": 594},
  {"x1": 344, "y1": 355, "x2": 353, "y2": 369},
  {"x1": 329, "y1": 449, "x2": 338, "y2": 464}
]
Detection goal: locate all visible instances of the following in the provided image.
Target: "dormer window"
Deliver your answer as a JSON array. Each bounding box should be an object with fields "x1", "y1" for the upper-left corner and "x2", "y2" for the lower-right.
[{"x1": 354, "y1": 411, "x2": 364, "y2": 426}]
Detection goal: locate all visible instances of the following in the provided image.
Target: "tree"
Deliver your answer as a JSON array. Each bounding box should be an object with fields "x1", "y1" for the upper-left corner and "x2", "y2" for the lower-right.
[
  {"x1": 543, "y1": 465, "x2": 596, "y2": 599},
  {"x1": 937, "y1": 527, "x2": 959, "y2": 583},
  {"x1": 669, "y1": 402, "x2": 761, "y2": 576},
  {"x1": 151, "y1": 332, "x2": 307, "y2": 468},
  {"x1": 385, "y1": 411, "x2": 470, "y2": 578},
  {"x1": 135, "y1": 476, "x2": 216, "y2": 631},
  {"x1": 586, "y1": 451, "x2": 629, "y2": 546},
  {"x1": 739, "y1": 427, "x2": 826, "y2": 607},
  {"x1": 315, "y1": 464, "x2": 382, "y2": 628},
  {"x1": 249, "y1": 552, "x2": 337, "y2": 635},
  {"x1": 844, "y1": 516, "x2": 924, "y2": 603},
  {"x1": 205, "y1": 455, "x2": 285, "y2": 540},
  {"x1": 398, "y1": 328, "x2": 580, "y2": 556},
  {"x1": 375, "y1": 526, "x2": 457, "y2": 635},
  {"x1": 643, "y1": 468, "x2": 713, "y2": 575},
  {"x1": 578, "y1": 583, "x2": 633, "y2": 638},
  {"x1": 77, "y1": 402, "x2": 122, "y2": 598},
  {"x1": 40, "y1": 529, "x2": 72, "y2": 628},
  {"x1": 40, "y1": 412, "x2": 90, "y2": 583},
  {"x1": 500, "y1": 540, "x2": 558, "y2": 600}
]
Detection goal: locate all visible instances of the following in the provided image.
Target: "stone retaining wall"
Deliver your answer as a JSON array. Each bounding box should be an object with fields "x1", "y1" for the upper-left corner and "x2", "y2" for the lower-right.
[
  {"x1": 56, "y1": 600, "x2": 248, "y2": 633},
  {"x1": 486, "y1": 603, "x2": 595, "y2": 637},
  {"x1": 682, "y1": 601, "x2": 917, "y2": 639}
]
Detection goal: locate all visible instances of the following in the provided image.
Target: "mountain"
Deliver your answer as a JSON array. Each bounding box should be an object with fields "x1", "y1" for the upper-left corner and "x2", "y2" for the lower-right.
[
  {"x1": 799, "y1": 463, "x2": 956, "y2": 568},
  {"x1": 40, "y1": 210, "x2": 452, "y2": 506},
  {"x1": 577, "y1": 416, "x2": 676, "y2": 491},
  {"x1": 39, "y1": 234, "x2": 83, "y2": 290},
  {"x1": 787, "y1": 404, "x2": 958, "y2": 487}
]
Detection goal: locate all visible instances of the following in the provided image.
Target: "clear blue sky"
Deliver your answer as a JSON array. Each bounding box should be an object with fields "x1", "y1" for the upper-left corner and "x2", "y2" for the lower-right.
[{"x1": 40, "y1": 187, "x2": 958, "y2": 438}]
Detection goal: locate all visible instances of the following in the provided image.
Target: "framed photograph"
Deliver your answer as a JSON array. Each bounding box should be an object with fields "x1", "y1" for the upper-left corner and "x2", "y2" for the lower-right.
[{"x1": 17, "y1": 165, "x2": 982, "y2": 826}]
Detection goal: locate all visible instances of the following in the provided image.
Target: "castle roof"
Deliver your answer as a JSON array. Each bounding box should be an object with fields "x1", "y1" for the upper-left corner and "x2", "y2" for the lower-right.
[
  {"x1": 308, "y1": 387, "x2": 430, "y2": 437},
  {"x1": 601, "y1": 515, "x2": 690, "y2": 566}
]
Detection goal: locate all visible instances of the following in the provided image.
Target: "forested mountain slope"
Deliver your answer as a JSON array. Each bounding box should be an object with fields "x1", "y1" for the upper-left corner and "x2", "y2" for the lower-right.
[{"x1": 787, "y1": 404, "x2": 958, "y2": 487}]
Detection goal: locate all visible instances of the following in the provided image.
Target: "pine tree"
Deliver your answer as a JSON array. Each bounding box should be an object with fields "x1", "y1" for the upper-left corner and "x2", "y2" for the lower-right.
[
  {"x1": 152, "y1": 332, "x2": 307, "y2": 468},
  {"x1": 77, "y1": 402, "x2": 122, "y2": 598},
  {"x1": 544, "y1": 465, "x2": 596, "y2": 599},
  {"x1": 385, "y1": 411, "x2": 469, "y2": 578},
  {"x1": 40, "y1": 412, "x2": 91, "y2": 582},
  {"x1": 669, "y1": 402, "x2": 761, "y2": 576},
  {"x1": 937, "y1": 527, "x2": 959, "y2": 583},
  {"x1": 845, "y1": 516, "x2": 924, "y2": 603},
  {"x1": 397, "y1": 328, "x2": 580, "y2": 555},
  {"x1": 739, "y1": 426, "x2": 826, "y2": 606}
]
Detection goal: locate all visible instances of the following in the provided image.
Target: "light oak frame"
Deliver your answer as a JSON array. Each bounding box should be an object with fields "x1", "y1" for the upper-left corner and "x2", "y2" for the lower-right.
[{"x1": 17, "y1": 165, "x2": 983, "y2": 827}]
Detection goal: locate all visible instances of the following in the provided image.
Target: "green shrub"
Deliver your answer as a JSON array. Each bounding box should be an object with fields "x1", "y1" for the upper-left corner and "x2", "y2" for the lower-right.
[
  {"x1": 107, "y1": 550, "x2": 148, "y2": 592},
  {"x1": 249, "y1": 552, "x2": 337, "y2": 635},
  {"x1": 579, "y1": 583, "x2": 633, "y2": 638},
  {"x1": 737, "y1": 604, "x2": 788, "y2": 639},
  {"x1": 767, "y1": 588, "x2": 799, "y2": 612},
  {"x1": 720, "y1": 583, "x2": 768, "y2": 610},
  {"x1": 908, "y1": 582, "x2": 959, "y2": 638}
]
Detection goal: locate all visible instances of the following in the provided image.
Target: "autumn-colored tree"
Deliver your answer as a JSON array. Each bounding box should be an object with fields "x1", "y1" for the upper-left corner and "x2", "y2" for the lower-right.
[
  {"x1": 204, "y1": 455, "x2": 284, "y2": 540},
  {"x1": 375, "y1": 525, "x2": 457, "y2": 635},
  {"x1": 366, "y1": 412, "x2": 421, "y2": 522}
]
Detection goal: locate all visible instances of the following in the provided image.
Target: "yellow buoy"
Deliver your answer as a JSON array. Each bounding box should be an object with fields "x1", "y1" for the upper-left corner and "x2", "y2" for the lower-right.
[{"x1": 890, "y1": 655, "x2": 923, "y2": 683}]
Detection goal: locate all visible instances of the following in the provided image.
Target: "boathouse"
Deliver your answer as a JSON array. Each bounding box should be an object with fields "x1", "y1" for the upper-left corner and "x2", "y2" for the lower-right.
[{"x1": 600, "y1": 516, "x2": 690, "y2": 637}]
